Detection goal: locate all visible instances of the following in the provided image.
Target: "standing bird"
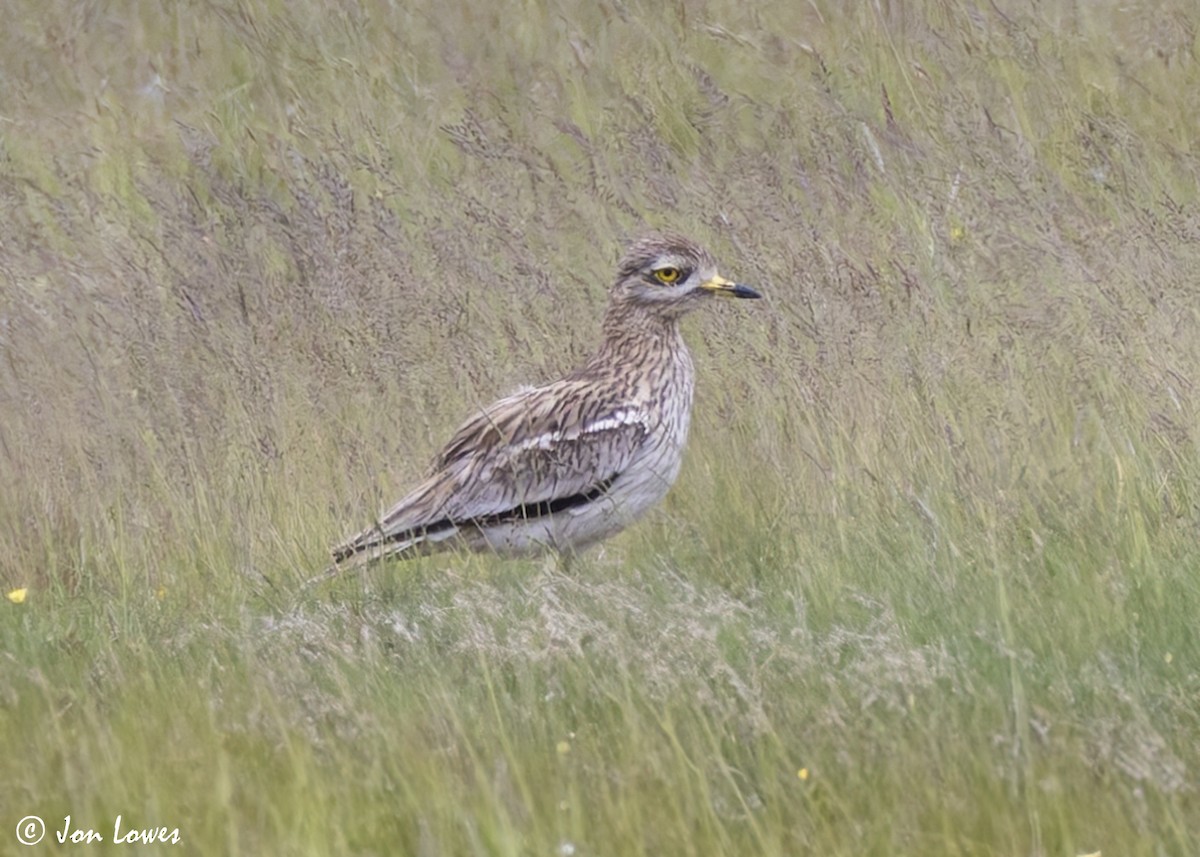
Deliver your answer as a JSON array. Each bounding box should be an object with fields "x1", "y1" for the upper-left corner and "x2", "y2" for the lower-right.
[{"x1": 325, "y1": 233, "x2": 761, "y2": 577}]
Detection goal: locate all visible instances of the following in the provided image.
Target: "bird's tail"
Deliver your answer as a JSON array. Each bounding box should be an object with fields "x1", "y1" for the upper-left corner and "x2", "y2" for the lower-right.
[
  {"x1": 305, "y1": 520, "x2": 464, "y2": 591},
  {"x1": 304, "y1": 475, "x2": 461, "y2": 589}
]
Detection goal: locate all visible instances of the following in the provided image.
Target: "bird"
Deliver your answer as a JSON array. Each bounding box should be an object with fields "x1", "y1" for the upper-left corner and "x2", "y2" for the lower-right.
[{"x1": 323, "y1": 232, "x2": 761, "y2": 579}]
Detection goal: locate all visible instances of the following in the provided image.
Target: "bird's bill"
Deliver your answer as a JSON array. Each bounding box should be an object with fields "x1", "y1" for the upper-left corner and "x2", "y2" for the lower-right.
[{"x1": 699, "y1": 274, "x2": 762, "y2": 299}]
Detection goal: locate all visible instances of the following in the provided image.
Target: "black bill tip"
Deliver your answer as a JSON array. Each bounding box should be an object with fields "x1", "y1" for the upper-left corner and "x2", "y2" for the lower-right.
[{"x1": 730, "y1": 284, "x2": 762, "y2": 299}]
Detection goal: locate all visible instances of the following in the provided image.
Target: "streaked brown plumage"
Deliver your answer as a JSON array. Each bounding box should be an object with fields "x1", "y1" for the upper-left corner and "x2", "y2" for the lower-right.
[{"x1": 325, "y1": 232, "x2": 760, "y2": 576}]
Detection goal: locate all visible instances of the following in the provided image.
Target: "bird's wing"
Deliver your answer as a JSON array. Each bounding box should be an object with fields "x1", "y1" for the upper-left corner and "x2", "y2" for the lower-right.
[{"x1": 332, "y1": 380, "x2": 650, "y2": 562}]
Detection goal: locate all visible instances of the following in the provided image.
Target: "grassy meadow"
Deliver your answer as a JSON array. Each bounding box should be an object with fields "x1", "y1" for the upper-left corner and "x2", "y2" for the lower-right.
[{"x1": 2, "y1": 0, "x2": 1199, "y2": 853}]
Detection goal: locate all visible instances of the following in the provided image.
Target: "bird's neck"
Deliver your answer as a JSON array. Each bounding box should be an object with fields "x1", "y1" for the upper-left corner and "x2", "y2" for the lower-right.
[{"x1": 595, "y1": 301, "x2": 689, "y2": 368}]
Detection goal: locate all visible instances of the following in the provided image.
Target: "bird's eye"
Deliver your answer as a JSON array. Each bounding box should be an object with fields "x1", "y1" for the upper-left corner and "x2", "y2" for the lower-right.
[{"x1": 653, "y1": 267, "x2": 682, "y2": 284}]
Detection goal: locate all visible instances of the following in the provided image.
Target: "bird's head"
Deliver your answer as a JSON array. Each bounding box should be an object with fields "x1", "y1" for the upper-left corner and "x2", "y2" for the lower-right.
[{"x1": 609, "y1": 233, "x2": 761, "y2": 319}]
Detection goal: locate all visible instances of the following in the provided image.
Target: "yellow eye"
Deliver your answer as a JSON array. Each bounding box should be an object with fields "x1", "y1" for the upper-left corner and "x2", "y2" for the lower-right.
[{"x1": 653, "y1": 267, "x2": 681, "y2": 284}]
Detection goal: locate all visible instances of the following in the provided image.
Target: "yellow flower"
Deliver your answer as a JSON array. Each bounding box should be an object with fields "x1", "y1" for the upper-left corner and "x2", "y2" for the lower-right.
[
  {"x1": 7, "y1": 588, "x2": 28, "y2": 604},
  {"x1": 797, "y1": 768, "x2": 809, "y2": 781},
  {"x1": 556, "y1": 740, "x2": 571, "y2": 756}
]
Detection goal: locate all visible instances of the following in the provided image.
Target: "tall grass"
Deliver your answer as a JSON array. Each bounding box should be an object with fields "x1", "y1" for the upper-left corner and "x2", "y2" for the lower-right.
[{"x1": 1, "y1": 0, "x2": 1197, "y2": 853}]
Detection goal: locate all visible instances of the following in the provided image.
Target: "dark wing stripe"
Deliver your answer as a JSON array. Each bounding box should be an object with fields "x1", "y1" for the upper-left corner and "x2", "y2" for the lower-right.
[
  {"x1": 333, "y1": 474, "x2": 618, "y2": 562},
  {"x1": 469, "y1": 474, "x2": 617, "y2": 528}
]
